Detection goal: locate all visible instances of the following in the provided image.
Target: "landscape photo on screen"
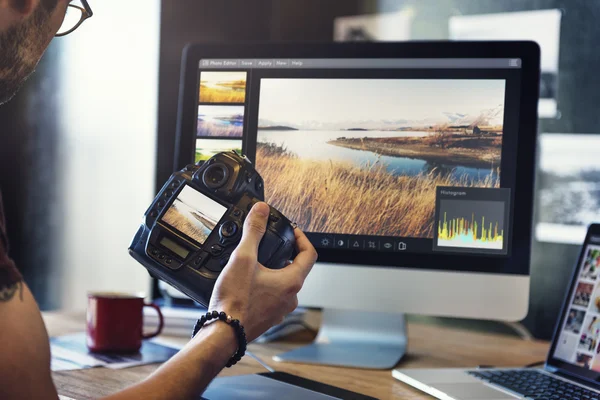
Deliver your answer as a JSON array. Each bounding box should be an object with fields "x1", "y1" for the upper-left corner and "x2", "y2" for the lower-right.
[
  {"x1": 255, "y1": 79, "x2": 505, "y2": 238},
  {"x1": 161, "y1": 186, "x2": 228, "y2": 245},
  {"x1": 197, "y1": 105, "x2": 244, "y2": 138},
  {"x1": 196, "y1": 139, "x2": 243, "y2": 163},
  {"x1": 199, "y1": 71, "x2": 247, "y2": 103}
]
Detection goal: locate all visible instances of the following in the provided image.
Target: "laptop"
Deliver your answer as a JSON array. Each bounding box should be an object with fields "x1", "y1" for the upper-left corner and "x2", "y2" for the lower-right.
[{"x1": 393, "y1": 223, "x2": 600, "y2": 400}]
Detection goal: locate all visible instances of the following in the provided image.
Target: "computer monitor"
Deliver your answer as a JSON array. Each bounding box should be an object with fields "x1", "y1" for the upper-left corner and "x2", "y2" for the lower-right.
[{"x1": 173, "y1": 42, "x2": 540, "y2": 369}]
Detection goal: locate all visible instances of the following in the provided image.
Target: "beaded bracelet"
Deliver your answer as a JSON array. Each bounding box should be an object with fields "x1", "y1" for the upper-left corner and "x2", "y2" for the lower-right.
[{"x1": 191, "y1": 310, "x2": 247, "y2": 368}]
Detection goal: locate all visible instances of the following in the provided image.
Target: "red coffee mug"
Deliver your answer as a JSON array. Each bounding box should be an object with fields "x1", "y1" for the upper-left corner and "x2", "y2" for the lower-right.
[{"x1": 86, "y1": 292, "x2": 164, "y2": 353}]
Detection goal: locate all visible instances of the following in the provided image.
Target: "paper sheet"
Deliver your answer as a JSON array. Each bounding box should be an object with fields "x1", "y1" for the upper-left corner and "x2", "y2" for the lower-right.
[
  {"x1": 334, "y1": 9, "x2": 414, "y2": 42},
  {"x1": 450, "y1": 9, "x2": 562, "y2": 118},
  {"x1": 50, "y1": 333, "x2": 180, "y2": 371},
  {"x1": 536, "y1": 133, "x2": 600, "y2": 244}
]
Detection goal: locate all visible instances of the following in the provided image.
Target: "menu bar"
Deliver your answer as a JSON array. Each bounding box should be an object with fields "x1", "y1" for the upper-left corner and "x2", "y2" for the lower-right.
[{"x1": 199, "y1": 58, "x2": 522, "y2": 69}]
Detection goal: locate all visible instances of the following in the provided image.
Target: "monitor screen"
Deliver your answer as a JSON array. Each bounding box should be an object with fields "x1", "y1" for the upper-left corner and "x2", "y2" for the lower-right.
[{"x1": 194, "y1": 57, "x2": 521, "y2": 259}]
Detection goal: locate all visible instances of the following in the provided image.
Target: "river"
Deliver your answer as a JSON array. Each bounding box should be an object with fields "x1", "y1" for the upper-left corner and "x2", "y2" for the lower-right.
[{"x1": 257, "y1": 130, "x2": 498, "y2": 182}]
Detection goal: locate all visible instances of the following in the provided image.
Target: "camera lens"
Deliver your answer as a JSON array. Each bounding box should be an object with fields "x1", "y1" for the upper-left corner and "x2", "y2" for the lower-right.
[
  {"x1": 220, "y1": 221, "x2": 238, "y2": 238},
  {"x1": 202, "y1": 163, "x2": 229, "y2": 189}
]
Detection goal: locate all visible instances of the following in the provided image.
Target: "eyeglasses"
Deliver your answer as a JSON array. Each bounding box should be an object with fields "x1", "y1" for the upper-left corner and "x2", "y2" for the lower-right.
[{"x1": 56, "y1": 0, "x2": 93, "y2": 37}]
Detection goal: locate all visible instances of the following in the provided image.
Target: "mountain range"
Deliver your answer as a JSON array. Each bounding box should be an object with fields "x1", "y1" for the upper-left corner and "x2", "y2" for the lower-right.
[{"x1": 258, "y1": 104, "x2": 504, "y2": 131}]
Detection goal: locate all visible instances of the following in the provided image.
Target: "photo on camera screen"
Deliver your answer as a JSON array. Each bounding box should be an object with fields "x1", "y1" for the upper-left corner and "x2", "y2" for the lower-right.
[
  {"x1": 161, "y1": 186, "x2": 228, "y2": 245},
  {"x1": 255, "y1": 78, "x2": 504, "y2": 239}
]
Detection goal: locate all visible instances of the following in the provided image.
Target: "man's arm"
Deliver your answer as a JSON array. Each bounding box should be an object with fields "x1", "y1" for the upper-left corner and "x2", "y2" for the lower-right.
[
  {"x1": 0, "y1": 203, "x2": 316, "y2": 399},
  {"x1": 0, "y1": 281, "x2": 59, "y2": 400},
  {"x1": 102, "y1": 322, "x2": 237, "y2": 399}
]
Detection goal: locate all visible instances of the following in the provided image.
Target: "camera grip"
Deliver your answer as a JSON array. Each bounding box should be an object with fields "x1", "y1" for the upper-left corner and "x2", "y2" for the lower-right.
[{"x1": 257, "y1": 230, "x2": 294, "y2": 269}]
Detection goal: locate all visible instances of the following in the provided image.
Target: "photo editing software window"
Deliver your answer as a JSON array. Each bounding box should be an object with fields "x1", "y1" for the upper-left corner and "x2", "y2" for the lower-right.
[
  {"x1": 194, "y1": 58, "x2": 522, "y2": 257},
  {"x1": 553, "y1": 236, "x2": 600, "y2": 371}
]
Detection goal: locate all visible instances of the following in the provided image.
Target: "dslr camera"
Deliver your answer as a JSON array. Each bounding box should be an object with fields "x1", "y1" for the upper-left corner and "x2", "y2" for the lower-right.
[{"x1": 129, "y1": 151, "x2": 296, "y2": 306}]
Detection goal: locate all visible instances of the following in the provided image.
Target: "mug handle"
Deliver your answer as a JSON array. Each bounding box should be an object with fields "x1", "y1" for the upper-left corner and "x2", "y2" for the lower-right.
[{"x1": 142, "y1": 303, "x2": 164, "y2": 339}]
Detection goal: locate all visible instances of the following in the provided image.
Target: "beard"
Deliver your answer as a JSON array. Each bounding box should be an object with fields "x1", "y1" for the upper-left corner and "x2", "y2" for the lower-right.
[{"x1": 0, "y1": 4, "x2": 56, "y2": 105}]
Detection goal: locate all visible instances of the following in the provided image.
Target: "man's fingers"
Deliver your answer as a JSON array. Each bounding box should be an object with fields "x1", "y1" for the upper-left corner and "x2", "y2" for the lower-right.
[
  {"x1": 238, "y1": 202, "x2": 270, "y2": 253},
  {"x1": 284, "y1": 228, "x2": 318, "y2": 281}
]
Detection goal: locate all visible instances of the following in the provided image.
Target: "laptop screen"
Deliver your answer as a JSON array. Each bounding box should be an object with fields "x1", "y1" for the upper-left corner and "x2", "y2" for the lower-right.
[{"x1": 549, "y1": 228, "x2": 600, "y2": 380}]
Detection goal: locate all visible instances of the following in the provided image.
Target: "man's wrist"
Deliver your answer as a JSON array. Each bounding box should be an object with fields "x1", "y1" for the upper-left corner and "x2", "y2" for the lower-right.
[{"x1": 193, "y1": 319, "x2": 238, "y2": 359}]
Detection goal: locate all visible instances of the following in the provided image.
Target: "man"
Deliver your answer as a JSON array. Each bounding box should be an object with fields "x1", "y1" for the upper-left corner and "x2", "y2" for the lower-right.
[{"x1": 0, "y1": 1, "x2": 318, "y2": 398}]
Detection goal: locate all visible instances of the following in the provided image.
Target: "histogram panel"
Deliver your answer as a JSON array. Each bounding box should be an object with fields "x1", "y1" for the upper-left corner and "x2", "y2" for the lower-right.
[{"x1": 437, "y1": 200, "x2": 506, "y2": 251}]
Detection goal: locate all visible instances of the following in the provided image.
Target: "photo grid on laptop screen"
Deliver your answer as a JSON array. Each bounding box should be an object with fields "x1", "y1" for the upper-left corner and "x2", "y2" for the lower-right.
[{"x1": 554, "y1": 243, "x2": 600, "y2": 370}]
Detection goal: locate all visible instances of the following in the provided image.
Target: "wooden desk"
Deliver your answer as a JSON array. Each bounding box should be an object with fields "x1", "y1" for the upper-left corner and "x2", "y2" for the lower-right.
[{"x1": 45, "y1": 312, "x2": 549, "y2": 400}]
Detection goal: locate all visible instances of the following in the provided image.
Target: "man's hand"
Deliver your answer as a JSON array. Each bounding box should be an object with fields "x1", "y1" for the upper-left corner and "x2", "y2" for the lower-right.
[
  {"x1": 104, "y1": 203, "x2": 317, "y2": 399},
  {"x1": 209, "y1": 202, "x2": 318, "y2": 342}
]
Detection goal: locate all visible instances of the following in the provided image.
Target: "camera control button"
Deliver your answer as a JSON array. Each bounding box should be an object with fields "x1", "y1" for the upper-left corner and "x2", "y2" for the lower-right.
[
  {"x1": 269, "y1": 213, "x2": 280, "y2": 224},
  {"x1": 165, "y1": 190, "x2": 173, "y2": 197},
  {"x1": 150, "y1": 210, "x2": 158, "y2": 218},
  {"x1": 210, "y1": 244, "x2": 224, "y2": 256},
  {"x1": 150, "y1": 248, "x2": 159, "y2": 256},
  {"x1": 192, "y1": 251, "x2": 209, "y2": 269},
  {"x1": 165, "y1": 258, "x2": 172, "y2": 265},
  {"x1": 219, "y1": 221, "x2": 239, "y2": 238},
  {"x1": 158, "y1": 254, "x2": 165, "y2": 260},
  {"x1": 233, "y1": 209, "x2": 242, "y2": 218},
  {"x1": 157, "y1": 200, "x2": 166, "y2": 208}
]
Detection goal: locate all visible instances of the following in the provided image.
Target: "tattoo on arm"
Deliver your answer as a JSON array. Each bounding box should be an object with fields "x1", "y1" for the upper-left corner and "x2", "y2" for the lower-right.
[{"x1": 0, "y1": 281, "x2": 23, "y2": 302}]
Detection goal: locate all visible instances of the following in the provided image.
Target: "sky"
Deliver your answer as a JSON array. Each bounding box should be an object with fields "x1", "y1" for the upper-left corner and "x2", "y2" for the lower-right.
[
  {"x1": 176, "y1": 185, "x2": 228, "y2": 222},
  {"x1": 196, "y1": 139, "x2": 242, "y2": 152},
  {"x1": 258, "y1": 78, "x2": 505, "y2": 124}
]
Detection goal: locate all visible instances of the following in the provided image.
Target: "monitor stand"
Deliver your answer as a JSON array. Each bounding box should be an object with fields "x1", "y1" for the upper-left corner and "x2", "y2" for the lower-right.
[{"x1": 272, "y1": 308, "x2": 407, "y2": 370}]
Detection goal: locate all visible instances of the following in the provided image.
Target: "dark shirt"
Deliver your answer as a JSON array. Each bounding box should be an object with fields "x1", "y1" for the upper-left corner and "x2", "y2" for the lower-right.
[{"x1": 0, "y1": 192, "x2": 22, "y2": 289}]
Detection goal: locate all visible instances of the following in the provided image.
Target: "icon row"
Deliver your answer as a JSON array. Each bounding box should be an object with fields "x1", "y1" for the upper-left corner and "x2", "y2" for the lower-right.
[{"x1": 317, "y1": 237, "x2": 407, "y2": 252}]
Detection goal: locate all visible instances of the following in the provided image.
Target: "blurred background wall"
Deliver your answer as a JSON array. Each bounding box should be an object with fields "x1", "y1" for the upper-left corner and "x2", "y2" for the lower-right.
[{"x1": 1, "y1": 0, "x2": 599, "y2": 339}]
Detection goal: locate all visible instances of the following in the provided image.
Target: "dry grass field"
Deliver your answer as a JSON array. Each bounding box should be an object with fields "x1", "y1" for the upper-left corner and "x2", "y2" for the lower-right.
[
  {"x1": 199, "y1": 82, "x2": 246, "y2": 103},
  {"x1": 255, "y1": 143, "x2": 499, "y2": 238},
  {"x1": 162, "y1": 201, "x2": 211, "y2": 244}
]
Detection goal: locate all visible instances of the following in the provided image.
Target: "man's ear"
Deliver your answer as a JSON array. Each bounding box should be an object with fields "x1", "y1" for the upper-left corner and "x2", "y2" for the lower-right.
[{"x1": 7, "y1": 0, "x2": 38, "y2": 16}]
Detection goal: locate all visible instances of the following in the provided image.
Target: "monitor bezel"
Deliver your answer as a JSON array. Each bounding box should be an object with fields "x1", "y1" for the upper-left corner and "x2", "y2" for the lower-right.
[{"x1": 175, "y1": 41, "x2": 540, "y2": 277}]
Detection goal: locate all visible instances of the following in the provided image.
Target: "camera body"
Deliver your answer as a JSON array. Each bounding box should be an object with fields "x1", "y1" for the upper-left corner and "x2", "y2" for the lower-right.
[{"x1": 129, "y1": 151, "x2": 296, "y2": 306}]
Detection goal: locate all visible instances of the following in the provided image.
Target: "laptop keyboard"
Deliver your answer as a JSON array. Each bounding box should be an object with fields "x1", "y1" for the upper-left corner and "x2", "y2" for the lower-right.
[{"x1": 468, "y1": 369, "x2": 600, "y2": 400}]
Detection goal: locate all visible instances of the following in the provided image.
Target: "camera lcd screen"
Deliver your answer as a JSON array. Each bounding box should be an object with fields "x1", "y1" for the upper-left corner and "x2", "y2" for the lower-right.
[
  {"x1": 159, "y1": 236, "x2": 191, "y2": 259},
  {"x1": 161, "y1": 185, "x2": 228, "y2": 245}
]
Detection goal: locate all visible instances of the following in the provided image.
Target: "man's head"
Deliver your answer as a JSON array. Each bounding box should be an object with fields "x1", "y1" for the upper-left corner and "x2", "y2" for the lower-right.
[{"x1": 0, "y1": 0, "x2": 70, "y2": 104}]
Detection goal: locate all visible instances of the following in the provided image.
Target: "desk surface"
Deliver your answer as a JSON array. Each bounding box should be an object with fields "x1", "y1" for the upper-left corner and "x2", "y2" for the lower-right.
[{"x1": 45, "y1": 312, "x2": 549, "y2": 400}]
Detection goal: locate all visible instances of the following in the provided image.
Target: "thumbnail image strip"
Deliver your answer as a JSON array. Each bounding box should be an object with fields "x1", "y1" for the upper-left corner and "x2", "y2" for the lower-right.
[
  {"x1": 196, "y1": 139, "x2": 243, "y2": 164},
  {"x1": 199, "y1": 71, "x2": 247, "y2": 103},
  {"x1": 197, "y1": 105, "x2": 244, "y2": 138},
  {"x1": 255, "y1": 78, "x2": 504, "y2": 238}
]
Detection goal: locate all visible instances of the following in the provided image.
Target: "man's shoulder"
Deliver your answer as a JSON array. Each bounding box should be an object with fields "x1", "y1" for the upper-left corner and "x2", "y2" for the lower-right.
[{"x1": 0, "y1": 192, "x2": 23, "y2": 290}]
